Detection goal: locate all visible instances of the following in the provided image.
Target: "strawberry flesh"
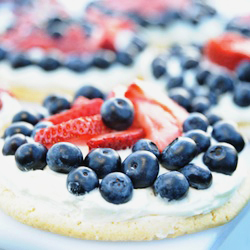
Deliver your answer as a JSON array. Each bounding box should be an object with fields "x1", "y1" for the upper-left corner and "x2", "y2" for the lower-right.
[
  {"x1": 87, "y1": 128, "x2": 145, "y2": 150},
  {"x1": 35, "y1": 114, "x2": 111, "y2": 148},
  {"x1": 43, "y1": 98, "x2": 103, "y2": 125}
]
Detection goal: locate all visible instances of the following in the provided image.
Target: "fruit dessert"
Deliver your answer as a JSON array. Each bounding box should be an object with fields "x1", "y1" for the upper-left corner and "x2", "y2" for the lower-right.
[
  {"x1": 0, "y1": 88, "x2": 21, "y2": 135},
  {"x1": 141, "y1": 34, "x2": 250, "y2": 138},
  {"x1": 0, "y1": 82, "x2": 249, "y2": 241},
  {"x1": 88, "y1": 0, "x2": 224, "y2": 46},
  {"x1": 0, "y1": 0, "x2": 147, "y2": 102}
]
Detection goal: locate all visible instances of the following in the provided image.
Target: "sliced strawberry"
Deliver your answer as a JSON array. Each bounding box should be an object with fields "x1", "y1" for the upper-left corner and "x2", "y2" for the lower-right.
[
  {"x1": 0, "y1": 99, "x2": 2, "y2": 110},
  {"x1": 35, "y1": 114, "x2": 111, "y2": 148},
  {"x1": 72, "y1": 96, "x2": 92, "y2": 109},
  {"x1": 133, "y1": 100, "x2": 182, "y2": 152},
  {"x1": 87, "y1": 128, "x2": 145, "y2": 150},
  {"x1": 205, "y1": 33, "x2": 250, "y2": 70},
  {"x1": 125, "y1": 83, "x2": 188, "y2": 126},
  {"x1": 43, "y1": 98, "x2": 103, "y2": 125}
]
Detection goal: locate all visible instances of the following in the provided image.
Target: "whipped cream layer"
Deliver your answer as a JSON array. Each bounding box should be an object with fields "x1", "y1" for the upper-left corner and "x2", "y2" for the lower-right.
[
  {"x1": 0, "y1": 140, "x2": 247, "y2": 223},
  {"x1": 0, "y1": 92, "x2": 21, "y2": 132}
]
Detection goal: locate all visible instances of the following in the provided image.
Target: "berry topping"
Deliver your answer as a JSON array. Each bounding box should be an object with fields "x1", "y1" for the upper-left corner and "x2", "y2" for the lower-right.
[
  {"x1": 9, "y1": 53, "x2": 33, "y2": 69},
  {"x1": 196, "y1": 69, "x2": 211, "y2": 86},
  {"x1": 12, "y1": 110, "x2": 39, "y2": 125},
  {"x1": 236, "y1": 61, "x2": 250, "y2": 82},
  {"x1": 46, "y1": 142, "x2": 83, "y2": 174},
  {"x1": 15, "y1": 143, "x2": 47, "y2": 171},
  {"x1": 205, "y1": 112, "x2": 222, "y2": 126},
  {"x1": 93, "y1": 49, "x2": 116, "y2": 69},
  {"x1": 166, "y1": 76, "x2": 184, "y2": 90},
  {"x1": 67, "y1": 167, "x2": 99, "y2": 195},
  {"x1": 168, "y1": 87, "x2": 191, "y2": 111},
  {"x1": 153, "y1": 171, "x2": 189, "y2": 201},
  {"x1": 205, "y1": 33, "x2": 250, "y2": 70},
  {"x1": 38, "y1": 57, "x2": 61, "y2": 71},
  {"x1": 190, "y1": 96, "x2": 211, "y2": 114},
  {"x1": 43, "y1": 98, "x2": 103, "y2": 125},
  {"x1": 152, "y1": 55, "x2": 167, "y2": 79},
  {"x1": 181, "y1": 57, "x2": 199, "y2": 70},
  {"x1": 116, "y1": 48, "x2": 136, "y2": 66},
  {"x1": 2, "y1": 134, "x2": 28, "y2": 156},
  {"x1": 185, "y1": 129, "x2": 211, "y2": 155},
  {"x1": 233, "y1": 83, "x2": 250, "y2": 107},
  {"x1": 43, "y1": 94, "x2": 71, "y2": 115},
  {"x1": 0, "y1": 47, "x2": 7, "y2": 61},
  {"x1": 161, "y1": 137, "x2": 197, "y2": 171},
  {"x1": 99, "y1": 172, "x2": 133, "y2": 204},
  {"x1": 34, "y1": 115, "x2": 111, "y2": 147},
  {"x1": 74, "y1": 85, "x2": 105, "y2": 100},
  {"x1": 4, "y1": 122, "x2": 34, "y2": 138},
  {"x1": 180, "y1": 163, "x2": 212, "y2": 190},
  {"x1": 183, "y1": 113, "x2": 209, "y2": 132},
  {"x1": 212, "y1": 121, "x2": 245, "y2": 152},
  {"x1": 203, "y1": 143, "x2": 238, "y2": 175},
  {"x1": 84, "y1": 148, "x2": 121, "y2": 179},
  {"x1": 208, "y1": 74, "x2": 234, "y2": 95},
  {"x1": 132, "y1": 139, "x2": 160, "y2": 159},
  {"x1": 121, "y1": 151, "x2": 159, "y2": 188},
  {"x1": 87, "y1": 128, "x2": 145, "y2": 151},
  {"x1": 101, "y1": 97, "x2": 134, "y2": 130},
  {"x1": 65, "y1": 57, "x2": 91, "y2": 73}
]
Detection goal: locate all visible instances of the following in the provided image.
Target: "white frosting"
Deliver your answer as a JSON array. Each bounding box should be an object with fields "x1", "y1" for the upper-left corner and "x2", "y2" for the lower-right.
[
  {"x1": 0, "y1": 140, "x2": 247, "y2": 223},
  {"x1": 0, "y1": 92, "x2": 21, "y2": 131}
]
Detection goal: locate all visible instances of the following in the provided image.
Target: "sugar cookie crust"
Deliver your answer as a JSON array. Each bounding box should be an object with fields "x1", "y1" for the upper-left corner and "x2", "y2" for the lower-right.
[{"x1": 0, "y1": 169, "x2": 249, "y2": 241}]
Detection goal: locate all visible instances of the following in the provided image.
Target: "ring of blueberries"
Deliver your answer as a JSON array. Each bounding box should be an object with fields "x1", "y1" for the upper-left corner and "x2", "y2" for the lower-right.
[
  {"x1": 1, "y1": 86, "x2": 245, "y2": 204},
  {"x1": 152, "y1": 43, "x2": 250, "y2": 109}
]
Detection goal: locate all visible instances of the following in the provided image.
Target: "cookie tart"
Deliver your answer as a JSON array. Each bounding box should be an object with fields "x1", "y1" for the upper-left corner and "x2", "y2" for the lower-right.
[
  {"x1": 0, "y1": 82, "x2": 249, "y2": 241},
  {"x1": 0, "y1": 1, "x2": 147, "y2": 102}
]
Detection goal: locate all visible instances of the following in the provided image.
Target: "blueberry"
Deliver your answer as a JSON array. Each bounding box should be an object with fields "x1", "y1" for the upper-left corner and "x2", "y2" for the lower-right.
[
  {"x1": 46, "y1": 17, "x2": 67, "y2": 39},
  {"x1": 93, "y1": 50, "x2": 116, "y2": 69},
  {"x1": 84, "y1": 148, "x2": 121, "y2": 179},
  {"x1": 0, "y1": 47, "x2": 8, "y2": 61},
  {"x1": 153, "y1": 171, "x2": 189, "y2": 201},
  {"x1": 185, "y1": 130, "x2": 211, "y2": 155},
  {"x1": 65, "y1": 57, "x2": 91, "y2": 73},
  {"x1": 4, "y1": 122, "x2": 34, "y2": 138},
  {"x1": 190, "y1": 96, "x2": 211, "y2": 113},
  {"x1": 46, "y1": 142, "x2": 84, "y2": 173},
  {"x1": 131, "y1": 36, "x2": 147, "y2": 52},
  {"x1": 101, "y1": 97, "x2": 134, "y2": 130},
  {"x1": 179, "y1": 163, "x2": 212, "y2": 189},
  {"x1": 116, "y1": 45, "x2": 137, "y2": 66},
  {"x1": 38, "y1": 57, "x2": 61, "y2": 71},
  {"x1": 168, "y1": 87, "x2": 191, "y2": 110},
  {"x1": 196, "y1": 69, "x2": 211, "y2": 85},
  {"x1": 99, "y1": 172, "x2": 133, "y2": 204},
  {"x1": 121, "y1": 151, "x2": 159, "y2": 188},
  {"x1": 233, "y1": 83, "x2": 250, "y2": 107},
  {"x1": 207, "y1": 91, "x2": 218, "y2": 105},
  {"x1": 208, "y1": 74, "x2": 234, "y2": 95},
  {"x1": 205, "y1": 112, "x2": 222, "y2": 126},
  {"x1": 183, "y1": 112, "x2": 209, "y2": 132},
  {"x1": 203, "y1": 143, "x2": 238, "y2": 175},
  {"x1": 9, "y1": 54, "x2": 32, "y2": 68},
  {"x1": 161, "y1": 137, "x2": 197, "y2": 170},
  {"x1": 2, "y1": 134, "x2": 27, "y2": 155},
  {"x1": 74, "y1": 85, "x2": 105, "y2": 100},
  {"x1": 12, "y1": 110, "x2": 39, "y2": 125},
  {"x1": 181, "y1": 57, "x2": 199, "y2": 70},
  {"x1": 236, "y1": 61, "x2": 250, "y2": 82},
  {"x1": 132, "y1": 139, "x2": 160, "y2": 159},
  {"x1": 67, "y1": 167, "x2": 99, "y2": 195},
  {"x1": 43, "y1": 94, "x2": 71, "y2": 115},
  {"x1": 212, "y1": 121, "x2": 245, "y2": 152},
  {"x1": 31, "y1": 121, "x2": 53, "y2": 138},
  {"x1": 15, "y1": 142, "x2": 47, "y2": 171},
  {"x1": 166, "y1": 76, "x2": 184, "y2": 90},
  {"x1": 152, "y1": 56, "x2": 167, "y2": 79}
]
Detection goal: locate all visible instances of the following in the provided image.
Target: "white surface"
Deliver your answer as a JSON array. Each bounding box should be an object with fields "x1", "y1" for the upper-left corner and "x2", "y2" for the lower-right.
[{"x1": 0, "y1": 203, "x2": 248, "y2": 250}]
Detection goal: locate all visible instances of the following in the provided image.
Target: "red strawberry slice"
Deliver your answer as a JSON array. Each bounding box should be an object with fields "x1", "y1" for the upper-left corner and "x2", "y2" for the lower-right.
[
  {"x1": 72, "y1": 96, "x2": 92, "y2": 109},
  {"x1": 34, "y1": 114, "x2": 111, "y2": 148},
  {"x1": 125, "y1": 83, "x2": 188, "y2": 126},
  {"x1": 87, "y1": 128, "x2": 145, "y2": 150},
  {"x1": 205, "y1": 33, "x2": 250, "y2": 70},
  {"x1": 133, "y1": 99, "x2": 181, "y2": 152},
  {"x1": 43, "y1": 98, "x2": 103, "y2": 124}
]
